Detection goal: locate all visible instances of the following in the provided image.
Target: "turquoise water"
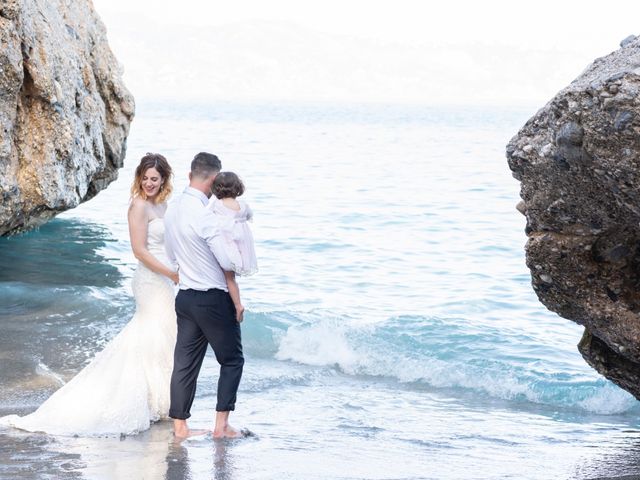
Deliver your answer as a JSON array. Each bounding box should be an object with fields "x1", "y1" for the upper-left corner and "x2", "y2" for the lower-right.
[{"x1": 1, "y1": 101, "x2": 640, "y2": 479}]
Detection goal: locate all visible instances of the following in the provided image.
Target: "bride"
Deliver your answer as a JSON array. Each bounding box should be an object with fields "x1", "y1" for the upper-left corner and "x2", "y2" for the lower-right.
[{"x1": 0, "y1": 153, "x2": 179, "y2": 436}]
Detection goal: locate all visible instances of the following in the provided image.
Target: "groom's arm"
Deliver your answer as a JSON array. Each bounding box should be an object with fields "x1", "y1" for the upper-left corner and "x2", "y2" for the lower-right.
[{"x1": 196, "y1": 210, "x2": 235, "y2": 271}]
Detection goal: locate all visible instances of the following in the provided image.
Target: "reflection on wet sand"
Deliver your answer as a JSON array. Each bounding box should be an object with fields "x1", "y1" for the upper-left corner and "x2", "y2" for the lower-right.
[
  {"x1": 78, "y1": 423, "x2": 175, "y2": 478},
  {"x1": 0, "y1": 428, "x2": 85, "y2": 479},
  {"x1": 166, "y1": 437, "x2": 192, "y2": 480},
  {"x1": 572, "y1": 431, "x2": 640, "y2": 479},
  {"x1": 212, "y1": 439, "x2": 236, "y2": 480},
  {"x1": 165, "y1": 430, "x2": 241, "y2": 480},
  {"x1": 0, "y1": 420, "x2": 250, "y2": 479}
]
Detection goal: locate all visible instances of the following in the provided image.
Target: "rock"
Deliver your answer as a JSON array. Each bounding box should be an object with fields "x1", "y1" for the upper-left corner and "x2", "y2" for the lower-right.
[
  {"x1": 506, "y1": 34, "x2": 640, "y2": 399},
  {"x1": 621, "y1": 35, "x2": 637, "y2": 48},
  {"x1": 0, "y1": 0, "x2": 134, "y2": 236}
]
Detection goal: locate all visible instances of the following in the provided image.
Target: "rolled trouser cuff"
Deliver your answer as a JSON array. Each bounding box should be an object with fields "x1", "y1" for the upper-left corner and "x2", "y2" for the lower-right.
[{"x1": 169, "y1": 410, "x2": 191, "y2": 420}]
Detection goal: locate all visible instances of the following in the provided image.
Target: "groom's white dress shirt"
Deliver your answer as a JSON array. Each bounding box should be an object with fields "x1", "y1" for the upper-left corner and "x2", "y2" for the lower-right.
[{"x1": 164, "y1": 187, "x2": 234, "y2": 291}]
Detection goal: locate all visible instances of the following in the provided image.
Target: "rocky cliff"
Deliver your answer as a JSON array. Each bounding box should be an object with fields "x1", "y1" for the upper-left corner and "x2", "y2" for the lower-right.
[
  {"x1": 507, "y1": 35, "x2": 640, "y2": 398},
  {"x1": 0, "y1": 0, "x2": 133, "y2": 236}
]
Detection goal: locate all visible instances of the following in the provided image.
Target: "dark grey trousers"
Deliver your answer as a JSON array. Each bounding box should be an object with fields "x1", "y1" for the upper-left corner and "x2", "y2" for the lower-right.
[{"x1": 169, "y1": 288, "x2": 244, "y2": 419}]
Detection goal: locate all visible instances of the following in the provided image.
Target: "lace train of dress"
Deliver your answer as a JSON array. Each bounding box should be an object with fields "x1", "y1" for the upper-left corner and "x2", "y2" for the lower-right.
[{"x1": 0, "y1": 219, "x2": 177, "y2": 436}]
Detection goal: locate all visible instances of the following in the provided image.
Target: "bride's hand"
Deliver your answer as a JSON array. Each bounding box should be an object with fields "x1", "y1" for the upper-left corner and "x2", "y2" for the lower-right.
[{"x1": 169, "y1": 271, "x2": 179, "y2": 285}]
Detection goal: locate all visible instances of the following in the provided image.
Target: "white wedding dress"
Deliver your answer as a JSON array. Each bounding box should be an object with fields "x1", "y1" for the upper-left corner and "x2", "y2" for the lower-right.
[{"x1": 0, "y1": 218, "x2": 177, "y2": 436}]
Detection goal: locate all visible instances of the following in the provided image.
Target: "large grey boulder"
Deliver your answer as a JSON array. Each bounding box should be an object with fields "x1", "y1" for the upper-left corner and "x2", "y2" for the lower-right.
[
  {"x1": 507, "y1": 35, "x2": 640, "y2": 398},
  {"x1": 0, "y1": 0, "x2": 134, "y2": 236}
]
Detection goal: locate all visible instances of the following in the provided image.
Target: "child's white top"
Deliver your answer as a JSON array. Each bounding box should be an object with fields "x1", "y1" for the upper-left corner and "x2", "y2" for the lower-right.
[{"x1": 207, "y1": 198, "x2": 258, "y2": 276}]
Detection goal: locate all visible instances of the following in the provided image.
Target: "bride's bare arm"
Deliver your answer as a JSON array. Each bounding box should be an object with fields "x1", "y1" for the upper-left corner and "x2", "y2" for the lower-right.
[{"x1": 128, "y1": 198, "x2": 179, "y2": 283}]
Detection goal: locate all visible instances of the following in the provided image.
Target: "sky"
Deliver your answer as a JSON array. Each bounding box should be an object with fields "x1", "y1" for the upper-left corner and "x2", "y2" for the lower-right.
[{"x1": 92, "y1": 0, "x2": 640, "y2": 106}]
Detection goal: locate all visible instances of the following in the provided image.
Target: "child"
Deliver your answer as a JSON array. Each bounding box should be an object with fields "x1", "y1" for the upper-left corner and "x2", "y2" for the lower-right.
[{"x1": 208, "y1": 171, "x2": 258, "y2": 323}]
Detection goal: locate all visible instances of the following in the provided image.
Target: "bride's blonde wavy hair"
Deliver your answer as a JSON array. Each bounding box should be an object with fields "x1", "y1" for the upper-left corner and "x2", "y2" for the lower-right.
[{"x1": 130, "y1": 153, "x2": 173, "y2": 203}]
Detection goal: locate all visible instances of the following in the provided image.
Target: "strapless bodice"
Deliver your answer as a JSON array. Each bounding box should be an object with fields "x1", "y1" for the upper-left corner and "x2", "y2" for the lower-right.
[{"x1": 147, "y1": 218, "x2": 166, "y2": 259}]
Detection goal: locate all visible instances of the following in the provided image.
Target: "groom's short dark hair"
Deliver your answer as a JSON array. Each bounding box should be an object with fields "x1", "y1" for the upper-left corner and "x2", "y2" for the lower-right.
[{"x1": 191, "y1": 152, "x2": 221, "y2": 179}]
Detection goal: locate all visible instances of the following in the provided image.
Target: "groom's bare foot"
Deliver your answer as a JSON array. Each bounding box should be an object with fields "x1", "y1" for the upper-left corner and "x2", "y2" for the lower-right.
[
  {"x1": 174, "y1": 428, "x2": 208, "y2": 439},
  {"x1": 212, "y1": 411, "x2": 253, "y2": 439},
  {"x1": 173, "y1": 419, "x2": 207, "y2": 440},
  {"x1": 212, "y1": 424, "x2": 244, "y2": 439}
]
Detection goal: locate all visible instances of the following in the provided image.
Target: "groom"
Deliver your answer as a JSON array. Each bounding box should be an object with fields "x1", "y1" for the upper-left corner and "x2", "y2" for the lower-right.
[{"x1": 164, "y1": 152, "x2": 244, "y2": 439}]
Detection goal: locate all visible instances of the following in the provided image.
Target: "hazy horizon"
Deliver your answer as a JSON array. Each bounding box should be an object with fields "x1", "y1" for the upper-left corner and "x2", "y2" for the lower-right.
[{"x1": 92, "y1": 1, "x2": 640, "y2": 107}]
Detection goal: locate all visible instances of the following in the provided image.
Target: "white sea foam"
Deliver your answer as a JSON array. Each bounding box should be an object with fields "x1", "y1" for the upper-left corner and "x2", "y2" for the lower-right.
[
  {"x1": 275, "y1": 321, "x2": 358, "y2": 369},
  {"x1": 576, "y1": 383, "x2": 637, "y2": 414},
  {"x1": 35, "y1": 362, "x2": 65, "y2": 387},
  {"x1": 274, "y1": 318, "x2": 638, "y2": 414}
]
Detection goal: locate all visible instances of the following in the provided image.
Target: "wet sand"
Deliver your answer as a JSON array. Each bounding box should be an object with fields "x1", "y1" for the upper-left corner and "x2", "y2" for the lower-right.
[{"x1": 0, "y1": 420, "x2": 256, "y2": 480}]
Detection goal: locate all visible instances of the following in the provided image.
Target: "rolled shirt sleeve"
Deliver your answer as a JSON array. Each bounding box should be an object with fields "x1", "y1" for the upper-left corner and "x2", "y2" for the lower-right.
[{"x1": 195, "y1": 210, "x2": 235, "y2": 272}]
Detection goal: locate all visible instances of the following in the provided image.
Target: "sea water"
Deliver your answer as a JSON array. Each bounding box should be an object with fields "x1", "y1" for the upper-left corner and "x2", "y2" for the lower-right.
[{"x1": 1, "y1": 101, "x2": 639, "y2": 479}]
